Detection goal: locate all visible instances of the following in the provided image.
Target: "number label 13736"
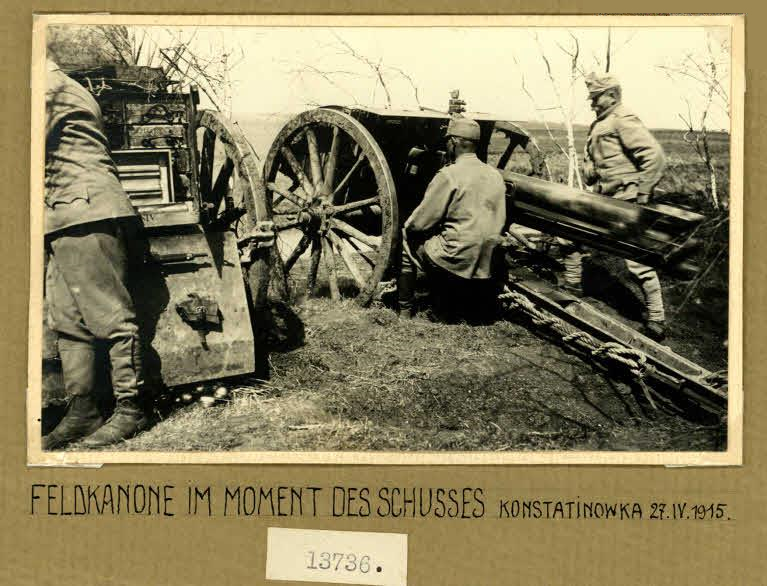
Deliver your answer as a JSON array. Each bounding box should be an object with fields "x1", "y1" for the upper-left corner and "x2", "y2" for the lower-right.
[
  {"x1": 306, "y1": 551, "x2": 374, "y2": 573},
  {"x1": 266, "y1": 528, "x2": 407, "y2": 586}
]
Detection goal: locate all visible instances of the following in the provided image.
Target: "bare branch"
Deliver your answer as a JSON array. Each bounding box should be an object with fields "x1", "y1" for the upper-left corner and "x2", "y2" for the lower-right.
[
  {"x1": 330, "y1": 31, "x2": 392, "y2": 108},
  {"x1": 289, "y1": 64, "x2": 362, "y2": 106},
  {"x1": 532, "y1": 31, "x2": 583, "y2": 188},
  {"x1": 386, "y1": 65, "x2": 422, "y2": 108},
  {"x1": 512, "y1": 54, "x2": 568, "y2": 159}
]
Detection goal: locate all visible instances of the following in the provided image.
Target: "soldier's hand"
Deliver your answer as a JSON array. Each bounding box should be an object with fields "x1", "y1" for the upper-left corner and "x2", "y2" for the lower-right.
[
  {"x1": 636, "y1": 192, "x2": 650, "y2": 205},
  {"x1": 583, "y1": 161, "x2": 597, "y2": 185},
  {"x1": 617, "y1": 183, "x2": 640, "y2": 202}
]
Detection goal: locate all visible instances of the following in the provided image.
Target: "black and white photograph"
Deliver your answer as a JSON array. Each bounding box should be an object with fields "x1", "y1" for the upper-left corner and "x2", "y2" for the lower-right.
[{"x1": 29, "y1": 15, "x2": 743, "y2": 464}]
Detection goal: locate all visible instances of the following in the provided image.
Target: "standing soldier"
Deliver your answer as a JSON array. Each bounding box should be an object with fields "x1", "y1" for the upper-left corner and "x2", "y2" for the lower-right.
[
  {"x1": 43, "y1": 59, "x2": 149, "y2": 449},
  {"x1": 566, "y1": 72, "x2": 667, "y2": 341},
  {"x1": 397, "y1": 117, "x2": 507, "y2": 321}
]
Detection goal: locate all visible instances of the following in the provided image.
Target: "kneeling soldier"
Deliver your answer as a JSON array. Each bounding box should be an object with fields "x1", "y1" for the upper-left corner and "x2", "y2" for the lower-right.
[{"x1": 398, "y1": 117, "x2": 507, "y2": 321}]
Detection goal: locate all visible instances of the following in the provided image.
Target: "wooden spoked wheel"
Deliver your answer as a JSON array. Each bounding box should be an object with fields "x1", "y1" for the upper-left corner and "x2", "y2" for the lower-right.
[
  {"x1": 264, "y1": 108, "x2": 398, "y2": 306},
  {"x1": 493, "y1": 121, "x2": 551, "y2": 180},
  {"x1": 196, "y1": 110, "x2": 271, "y2": 312}
]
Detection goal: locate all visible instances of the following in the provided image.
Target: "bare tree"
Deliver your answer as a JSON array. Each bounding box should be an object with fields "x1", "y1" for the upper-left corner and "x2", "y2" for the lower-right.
[
  {"x1": 48, "y1": 25, "x2": 245, "y2": 117},
  {"x1": 528, "y1": 31, "x2": 586, "y2": 188},
  {"x1": 657, "y1": 31, "x2": 730, "y2": 210},
  {"x1": 288, "y1": 32, "x2": 423, "y2": 111},
  {"x1": 95, "y1": 25, "x2": 159, "y2": 67},
  {"x1": 512, "y1": 54, "x2": 570, "y2": 167},
  {"x1": 516, "y1": 28, "x2": 636, "y2": 188},
  {"x1": 47, "y1": 25, "x2": 122, "y2": 66},
  {"x1": 153, "y1": 28, "x2": 245, "y2": 117}
]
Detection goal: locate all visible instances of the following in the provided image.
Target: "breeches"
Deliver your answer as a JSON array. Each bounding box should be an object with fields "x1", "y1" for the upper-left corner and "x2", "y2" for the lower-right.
[
  {"x1": 625, "y1": 259, "x2": 665, "y2": 323},
  {"x1": 46, "y1": 219, "x2": 143, "y2": 400},
  {"x1": 561, "y1": 242, "x2": 665, "y2": 322},
  {"x1": 400, "y1": 231, "x2": 499, "y2": 321}
]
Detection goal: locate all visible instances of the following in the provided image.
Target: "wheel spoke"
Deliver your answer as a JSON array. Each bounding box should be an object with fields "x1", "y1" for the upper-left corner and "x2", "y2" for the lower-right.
[
  {"x1": 331, "y1": 152, "x2": 366, "y2": 199},
  {"x1": 328, "y1": 230, "x2": 366, "y2": 290},
  {"x1": 322, "y1": 237, "x2": 341, "y2": 301},
  {"x1": 284, "y1": 232, "x2": 312, "y2": 273},
  {"x1": 497, "y1": 136, "x2": 515, "y2": 170},
  {"x1": 272, "y1": 185, "x2": 305, "y2": 210},
  {"x1": 274, "y1": 218, "x2": 304, "y2": 232},
  {"x1": 280, "y1": 145, "x2": 315, "y2": 198},
  {"x1": 209, "y1": 156, "x2": 234, "y2": 213},
  {"x1": 344, "y1": 235, "x2": 377, "y2": 266},
  {"x1": 323, "y1": 126, "x2": 342, "y2": 192},
  {"x1": 267, "y1": 182, "x2": 309, "y2": 209},
  {"x1": 271, "y1": 247, "x2": 291, "y2": 300},
  {"x1": 306, "y1": 236, "x2": 322, "y2": 296},
  {"x1": 306, "y1": 128, "x2": 323, "y2": 190},
  {"x1": 330, "y1": 218, "x2": 381, "y2": 249},
  {"x1": 199, "y1": 129, "x2": 216, "y2": 200},
  {"x1": 333, "y1": 196, "x2": 380, "y2": 215}
]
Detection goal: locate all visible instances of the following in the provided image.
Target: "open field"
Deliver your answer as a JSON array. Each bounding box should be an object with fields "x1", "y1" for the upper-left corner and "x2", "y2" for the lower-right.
[{"x1": 92, "y1": 113, "x2": 730, "y2": 453}]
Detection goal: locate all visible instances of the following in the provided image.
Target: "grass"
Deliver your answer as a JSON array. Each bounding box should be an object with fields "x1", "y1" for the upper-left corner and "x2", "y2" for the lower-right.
[{"x1": 111, "y1": 295, "x2": 726, "y2": 453}]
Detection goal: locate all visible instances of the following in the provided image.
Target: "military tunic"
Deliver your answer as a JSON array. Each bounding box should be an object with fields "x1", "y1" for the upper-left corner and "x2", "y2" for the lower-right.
[
  {"x1": 584, "y1": 103, "x2": 666, "y2": 200},
  {"x1": 45, "y1": 60, "x2": 137, "y2": 235},
  {"x1": 404, "y1": 153, "x2": 507, "y2": 280}
]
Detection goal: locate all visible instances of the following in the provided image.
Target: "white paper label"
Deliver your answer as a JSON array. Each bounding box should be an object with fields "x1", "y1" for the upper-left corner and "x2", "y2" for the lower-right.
[{"x1": 266, "y1": 527, "x2": 407, "y2": 586}]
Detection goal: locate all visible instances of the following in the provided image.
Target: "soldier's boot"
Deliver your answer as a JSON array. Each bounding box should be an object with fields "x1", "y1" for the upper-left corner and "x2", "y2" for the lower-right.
[
  {"x1": 42, "y1": 341, "x2": 103, "y2": 450},
  {"x1": 80, "y1": 398, "x2": 148, "y2": 448},
  {"x1": 643, "y1": 320, "x2": 667, "y2": 343},
  {"x1": 81, "y1": 336, "x2": 149, "y2": 448},
  {"x1": 397, "y1": 270, "x2": 417, "y2": 319}
]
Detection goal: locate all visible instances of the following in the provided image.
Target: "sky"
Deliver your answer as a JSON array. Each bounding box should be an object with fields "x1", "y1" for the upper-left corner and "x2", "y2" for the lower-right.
[{"x1": 87, "y1": 24, "x2": 733, "y2": 131}]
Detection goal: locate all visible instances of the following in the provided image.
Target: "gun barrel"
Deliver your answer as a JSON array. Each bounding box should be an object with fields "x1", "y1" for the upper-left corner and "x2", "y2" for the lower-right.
[{"x1": 503, "y1": 171, "x2": 705, "y2": 271}]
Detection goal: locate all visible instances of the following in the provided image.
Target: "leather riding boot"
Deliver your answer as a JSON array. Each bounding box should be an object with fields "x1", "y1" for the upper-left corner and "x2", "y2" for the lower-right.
[
  {"x1": 397, "y1": 270, "x2": 417, "y2": 318},
  {"x1": 80, "y1": 335, "x2": 148, "y2": 448},
  {"x1": 42, "y1": 342, "x2": 103, "y2": 450},
  {"x1": 107, "y1": 335, "x2": 144, "y2": 402},
  {"x1": 80, "y1": 398, "x2": 148, "y2": 448}
]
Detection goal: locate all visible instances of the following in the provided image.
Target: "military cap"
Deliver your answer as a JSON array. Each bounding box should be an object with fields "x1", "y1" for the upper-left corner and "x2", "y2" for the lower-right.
[
  {"x1": 446, "y1": 116, "x2": 481, "y2": 141},
  {"x1": 585, "y1": 72, "x2": 621, "y2": 96}
]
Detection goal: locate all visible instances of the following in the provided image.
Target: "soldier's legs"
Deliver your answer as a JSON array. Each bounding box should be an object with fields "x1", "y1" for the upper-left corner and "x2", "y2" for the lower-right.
[
  {"x1": 559, "y1": 239, "x2": 584, "y2": 296},
  {"x1": 48, "y1": 220, "x2": 144, "y2": 400},
  {"x1": 43, "y1": 245, "x2": 103, "y2": 449},
  {"x1": 563, "y1": 249, "x2": 583, "y2": 286},
  {"x1": 625, "y1": 259, "x2": 665, "y2": 324},
  {"x1": 399, "y1": 233, "x2": 463, "y2": 319},
  {"x1": 46, "y1": 220, "x2": 147, "y2": 447},
  {"x1": 398, "y1": 231, "x2": 425, "y2": 317}
]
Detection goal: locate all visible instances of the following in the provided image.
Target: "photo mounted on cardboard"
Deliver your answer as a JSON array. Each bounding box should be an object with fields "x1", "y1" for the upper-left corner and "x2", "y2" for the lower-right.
[{"x1": 28, "y1": 14, "x2": 743, "y2": 465}]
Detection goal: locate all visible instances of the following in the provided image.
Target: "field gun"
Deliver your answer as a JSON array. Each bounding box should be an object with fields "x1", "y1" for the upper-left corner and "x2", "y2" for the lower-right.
[{"x1": 264, "y1": 99, "x2": 725, "y2": 415}]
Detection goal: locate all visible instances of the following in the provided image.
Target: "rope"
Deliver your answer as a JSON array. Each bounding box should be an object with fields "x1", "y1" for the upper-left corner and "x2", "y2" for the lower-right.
[{"x1": 499, "y1": 286, "x2": 657, "y2": 408}]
